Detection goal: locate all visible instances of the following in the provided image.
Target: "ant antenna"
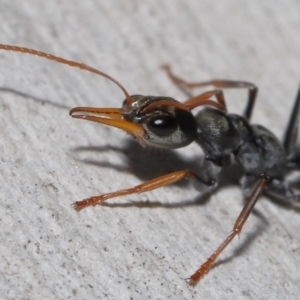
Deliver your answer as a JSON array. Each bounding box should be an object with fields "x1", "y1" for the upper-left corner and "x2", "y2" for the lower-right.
[{"x1": 0, "y1": 44, "x2": 134, "y2": 105}]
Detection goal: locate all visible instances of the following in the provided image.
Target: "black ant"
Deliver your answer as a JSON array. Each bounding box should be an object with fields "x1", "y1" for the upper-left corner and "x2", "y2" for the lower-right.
[{"x1": 1, "y1": 44, "x2": 299, "y2": 286}]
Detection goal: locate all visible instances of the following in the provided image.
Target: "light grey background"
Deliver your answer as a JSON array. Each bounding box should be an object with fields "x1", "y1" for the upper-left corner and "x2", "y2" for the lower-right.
[{"x1": 0, "y1": 1, "x2": 300, "y2": 299}]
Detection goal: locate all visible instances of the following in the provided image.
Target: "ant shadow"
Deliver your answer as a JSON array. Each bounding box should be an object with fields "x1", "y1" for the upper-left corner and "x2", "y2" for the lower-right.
[
  {"x1": 0, "y1": 87, "x2": 70, "y2": 110},
  {"x1": 72, "y1": 141, "x2": 197, "y2": 206},
  {"x1": 71, "y1": 139, "x2": 246, "y2": 207}
]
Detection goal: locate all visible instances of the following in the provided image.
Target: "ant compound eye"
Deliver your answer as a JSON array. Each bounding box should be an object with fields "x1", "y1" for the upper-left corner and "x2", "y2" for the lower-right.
[
  {"x1": 147, "y1": 114, "x2": 178, "y2": 137},
  {"x1": 141, "y1": 106, "x2": 197, "y2": 149}
]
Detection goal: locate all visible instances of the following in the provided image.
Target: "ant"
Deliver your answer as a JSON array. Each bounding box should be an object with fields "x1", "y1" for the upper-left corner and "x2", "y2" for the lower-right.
[{"x1": 0, "y1": 44, "x2": 299, "y2": 286}]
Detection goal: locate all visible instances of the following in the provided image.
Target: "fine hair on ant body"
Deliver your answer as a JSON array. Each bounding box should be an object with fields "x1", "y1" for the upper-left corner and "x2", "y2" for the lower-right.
[{"x1": 1, "y1": 44, "x2": 299, "y2": 286}]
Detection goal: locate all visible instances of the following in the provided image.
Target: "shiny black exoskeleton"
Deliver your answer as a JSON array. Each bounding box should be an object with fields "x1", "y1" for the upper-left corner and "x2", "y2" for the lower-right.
[{"x1": 119, "y1": 89, "x2": 300, "y2": 205}]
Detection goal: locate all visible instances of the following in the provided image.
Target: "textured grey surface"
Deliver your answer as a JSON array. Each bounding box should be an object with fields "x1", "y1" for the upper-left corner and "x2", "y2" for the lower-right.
[{"x1": 1, "y1": 1, "x2": 300, "y2": 299}]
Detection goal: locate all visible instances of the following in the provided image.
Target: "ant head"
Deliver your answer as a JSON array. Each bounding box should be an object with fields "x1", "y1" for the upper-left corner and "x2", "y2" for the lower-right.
[
  {"x1": 70, "y1": 95, "x2": 198, "y2": 149},
  {"x1": 123, "y1": 95, "x2": 198, "y2": 148},
  {"x1": 0, "y1": 44, "x2": 222, "y2": 149}
]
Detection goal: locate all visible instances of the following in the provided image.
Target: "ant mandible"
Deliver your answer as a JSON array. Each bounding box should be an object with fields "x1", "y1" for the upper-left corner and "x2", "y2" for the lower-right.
[{"x1": 1, "y1": 44, "x2": 299, "y2": 286}]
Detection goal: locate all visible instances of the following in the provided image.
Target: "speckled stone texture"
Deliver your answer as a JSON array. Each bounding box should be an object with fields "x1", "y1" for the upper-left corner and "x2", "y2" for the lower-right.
[{"x1": 1, "y1": 1, "x2": 300, "y2": 299}]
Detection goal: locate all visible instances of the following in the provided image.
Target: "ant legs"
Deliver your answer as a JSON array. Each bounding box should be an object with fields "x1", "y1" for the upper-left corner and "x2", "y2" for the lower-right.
[
  {"x1": 74, "y1": 166, "x2": 269, "y2": 285},
  {"x1": 74, "y1": 158, "x2": 223, "y2": 211},
  {"x1": 263, "y1": 178, "x2": 300, "y2": 207},
  {"x1": 192, "y1": 159, "x2": 222, "y2": 194},
  {"x1": 188, "y1": 174, "x2": 268, "y2": 286},
  {"x1": 183, "y1": 89, "x2": 228, "y2": 112},
  {"x1": 162, "y1": 64, "x2": 258, "y2": 121},
  {"x1": 73, "y1": 170, "x2": 195, "y2": 210},
  {"x1": 279, "y1": 85, "x2": 300, "y2": 207},
  {"x1": 283, "y1": 84, "x2": 300, "y2": 155}
]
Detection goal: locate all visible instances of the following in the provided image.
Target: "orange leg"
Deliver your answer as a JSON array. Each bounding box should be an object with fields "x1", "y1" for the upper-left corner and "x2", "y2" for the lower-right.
[
  {"x1": 183, "y1": 90, "x2": 227, "y2": 112},
  {"x1": 73, "y1": 170, "x2": 194, "y2": 210},
  {"x1": 162, "y1": 64, "x2": 257, "y2": 120},
  {"x1": 188, "y1": 174, "x2": 268, "y2": 286}
]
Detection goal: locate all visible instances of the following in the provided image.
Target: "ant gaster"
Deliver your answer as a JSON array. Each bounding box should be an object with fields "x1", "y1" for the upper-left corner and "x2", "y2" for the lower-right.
[{"x1": 1, "y1": 44, "x2": 299, "y2": 286}]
